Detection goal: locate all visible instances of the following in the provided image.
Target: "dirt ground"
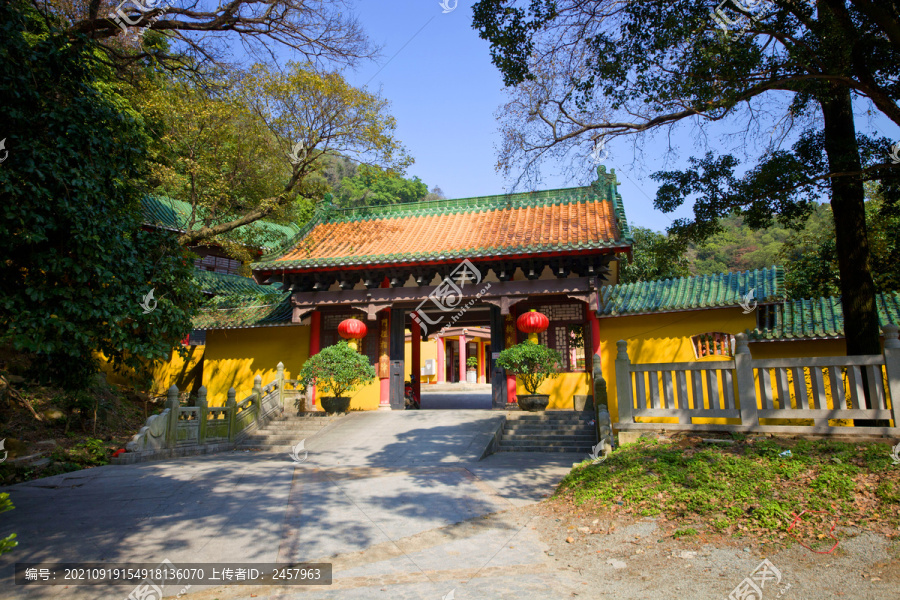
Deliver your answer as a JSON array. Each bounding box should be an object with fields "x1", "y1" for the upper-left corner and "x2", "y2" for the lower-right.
[{"x1": 529, "y1": 498, "x2": 900, "y2": 599}]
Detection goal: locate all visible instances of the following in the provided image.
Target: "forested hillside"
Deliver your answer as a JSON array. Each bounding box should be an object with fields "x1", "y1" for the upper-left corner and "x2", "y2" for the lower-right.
[{"x1": 625, "y1": 195, "x2": 899, "y2": 300}]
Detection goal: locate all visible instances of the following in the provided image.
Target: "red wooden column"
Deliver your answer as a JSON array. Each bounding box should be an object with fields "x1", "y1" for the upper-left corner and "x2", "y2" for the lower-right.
[
  {"x1": 411, "y1": 316, "x2": 421, "y2": 402},
  {"x1": 459, "y1": 332, "x2": 467, "y2": 384},
  {"x1": 587, "y1": 306, "x2": 601, "y2": 360},
  {"x1": 308, "y1": 310, "x2": 321, "y2": 407},
  {"x1": 478, "y1": 339, "x2": 486, "y2": 384},
  {"x1": 506, "y1": 307, "x2": 518, "y2": 405},
  {"x1": 436, "y1": 336, "x2": 445, "y2": 383}
]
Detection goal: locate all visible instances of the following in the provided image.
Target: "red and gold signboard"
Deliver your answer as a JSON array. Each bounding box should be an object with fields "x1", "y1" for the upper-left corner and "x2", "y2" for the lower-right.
[{"x1": 378, "y1": 316, "x2": 390, "y2": 378}]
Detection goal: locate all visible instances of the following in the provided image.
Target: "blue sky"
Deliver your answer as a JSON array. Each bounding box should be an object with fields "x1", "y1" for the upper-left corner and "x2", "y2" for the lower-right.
[{"x1": 293, "y1": 1, "x2": 900, "y2": 233}]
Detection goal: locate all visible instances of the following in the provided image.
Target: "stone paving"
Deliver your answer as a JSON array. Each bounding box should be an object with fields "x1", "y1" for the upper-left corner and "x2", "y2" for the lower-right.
[{"x1": 0, "y1": 410, "x2": 588, "y2": 600}]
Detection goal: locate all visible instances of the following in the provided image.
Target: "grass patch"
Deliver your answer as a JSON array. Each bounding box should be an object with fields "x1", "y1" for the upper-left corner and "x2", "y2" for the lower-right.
[
  {"x1": 557, "y1": 437, "x2": 900, "y2": 540},
  {"x1": 673, "y1": 527, "x2": 698, "y2": 538}
]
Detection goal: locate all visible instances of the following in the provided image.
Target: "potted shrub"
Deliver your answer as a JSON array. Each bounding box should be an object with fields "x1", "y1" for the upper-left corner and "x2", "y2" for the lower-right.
[
  {"x1": 496, "y1": 342, "x2": 563, "y2": 411},
  {"x1": 466, "y1": 356, "x2": 478, "y2": 384},
  {"x1": 298, "y1": 341, "x2": 376, "y2": 414}
]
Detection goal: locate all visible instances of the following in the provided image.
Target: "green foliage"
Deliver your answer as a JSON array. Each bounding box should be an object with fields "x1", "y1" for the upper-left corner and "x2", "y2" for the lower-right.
[
  {"x1": 333, "y1": 164, "x2": 430, "y2": 207},
  {"x1": 466, "y1": 357, "x2": 479, "y2": 370},
  {"x1": 780, "y1": 189, "x2": 900, "y2": 299},
  {"x1": 0, "y1": 493, "x2": 16, "y2": 556},
  {"x1": 49, "y1": 438, "x2": 110, "y2": 466},
  {"x1": 0, "y1": 0, "x2": 202, "y2": 391},
  {"x1": 672, "y1": 528, "x2": 698, "y2": 539},
  {"x1": 298, "y1": 341, "x2": 376, "y2": 399},
  {"x1": 556, "y1": 438, "x2": 900, "y2": 537},
  {"x1": 619, "y1": 227, "x2": 690, "y2": 284},
  {"x1": 495, "y1": 342, "x2": 563, "y2": 394}
]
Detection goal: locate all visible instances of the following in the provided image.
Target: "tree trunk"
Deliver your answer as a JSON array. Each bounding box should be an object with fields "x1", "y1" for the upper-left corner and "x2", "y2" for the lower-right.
[{"x1": 820, "y1": 86, "x2": 881, "y2": 356}]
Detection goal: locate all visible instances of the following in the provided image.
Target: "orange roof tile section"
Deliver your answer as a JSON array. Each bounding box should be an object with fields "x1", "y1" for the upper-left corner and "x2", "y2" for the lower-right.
[{"x1": 277, "y1": 200, "x2": 620, "y2": 264}]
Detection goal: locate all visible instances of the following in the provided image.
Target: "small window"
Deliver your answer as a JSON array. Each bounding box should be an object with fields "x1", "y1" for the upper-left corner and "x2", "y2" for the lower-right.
[{"x1": 691, "y1": 332, "x2": 734, "y2": 359}]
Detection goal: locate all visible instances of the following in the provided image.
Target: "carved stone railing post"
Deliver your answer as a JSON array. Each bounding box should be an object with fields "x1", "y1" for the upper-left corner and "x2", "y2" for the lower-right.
[
  {"x1": 592, "y1": 352, "x2": 613, "y2": 456},
  {"x1": 253, "y1": 375, "x2": 263, "y2": 421},
  {"x1": 615, "y1": 341, "x2": 633, "y2": 424},
  {"x1": 276, "y1": 362, "x2": 285, "y2": 414},
  {"x1": 734, "y1": 333, "x2": 758, "y2": 427},
  {"x1": 166, "y1": 384, "x2": 179, "y2": 449},
  {"x1": 197, "y1": 386, "x2": 208, "y2": 445},
  {"x1": 226, "y1": 387, "x2": 237, "y2": 443},
  {"x1": 883, "y1": 325, "x2": 900, "y2": 428}
]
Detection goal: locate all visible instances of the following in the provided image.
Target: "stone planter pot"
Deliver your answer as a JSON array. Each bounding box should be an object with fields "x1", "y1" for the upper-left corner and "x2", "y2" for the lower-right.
[
  {"x1": 517, "y1": 394, "x2": 550, "y2": 412},
  {"x1": 319, "y1": 396, "x2": 351, "y2": 414},
  {"x1": 466, "y1": 370, "x2": 477, "y2": 384}
]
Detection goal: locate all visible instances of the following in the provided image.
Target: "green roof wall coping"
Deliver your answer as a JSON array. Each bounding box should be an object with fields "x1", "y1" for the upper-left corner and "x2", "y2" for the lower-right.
[{"x1": 598, "y1": 267, "x2": 784, "y2": 317}]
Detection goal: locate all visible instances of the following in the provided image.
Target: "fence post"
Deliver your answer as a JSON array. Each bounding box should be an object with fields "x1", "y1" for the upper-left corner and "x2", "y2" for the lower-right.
[
  {"x1": 615, "y1": 340, "x2": 633, "y2": 423},
  {"x1": 883, "y1": 325, "x2": 900, "y2": 428},
  {"x1": 197, "y1": 386, "x2": 208, "y2": 445},
  {"x1": 166, "y1": 384, "x2": 179, "y2": 449},
  {"x1": 226, "y1": 387, "x2": 237, "y2": 443},
  {"x1": 253, "y1": 375, "x2": 263, "y2": 421},
  {"x1": 276, "y1": 362, "x2": 285, "y2": 414},
  {"x1": 734, "y1": 333, "x2": 758, "y2": 427}
]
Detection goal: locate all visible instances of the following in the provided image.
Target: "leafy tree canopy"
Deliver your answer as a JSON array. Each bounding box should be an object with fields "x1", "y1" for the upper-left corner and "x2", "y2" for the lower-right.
[
  {"x1": 619, "y1": 227, "x2": 691, "y2": 284},
  {"x1": 0, "y1": 0, "x2": 201, "y2": 391},
  {"x1": 333, "y1": 164, "x2": 430, "y2": 207},
  {"x1": 473, "y1": 0, "x2": 900, "y2": 354},
  {"x1": 143, "y1": 62, "x2": 413, "y2": 248}
]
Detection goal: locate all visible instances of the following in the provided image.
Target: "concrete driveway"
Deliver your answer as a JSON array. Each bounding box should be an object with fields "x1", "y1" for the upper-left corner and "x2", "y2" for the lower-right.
[{"x1": 0, "y1": 411, "x2": 589, "y2": 599}]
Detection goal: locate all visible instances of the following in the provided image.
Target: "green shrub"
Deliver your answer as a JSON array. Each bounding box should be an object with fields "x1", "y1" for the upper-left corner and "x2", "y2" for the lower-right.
[
  {"x1": 496, "y1": 342, "x2": 563, "y2": 394},
  {"x1": 0, "y1": 493, "x2": 17, "y2": 556},
  {"x1": 298, "y1": 341, "x2": 376, "y2": 399}
]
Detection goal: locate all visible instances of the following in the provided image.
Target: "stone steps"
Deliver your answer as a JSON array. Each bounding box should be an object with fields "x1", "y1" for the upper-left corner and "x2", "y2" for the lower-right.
[
  {"x1": 495, "y1": 411, "x2": 596, "y2": 454},
  {"x1": 236, "y1": 413, "x2": 342, "y2": 450},
  {"x1": 496, "y1": 444, "x2": 594, "y2": 454}
]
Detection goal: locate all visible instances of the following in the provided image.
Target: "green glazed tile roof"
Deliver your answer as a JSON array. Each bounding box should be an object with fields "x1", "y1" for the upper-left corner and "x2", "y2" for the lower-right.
[
  {"x1": 254, "y1": 166, "x2": 633, "y2": 271},
  {"x1": 598, "y1": 267, "x2": 784, "y2": 316},
  {"x1": 192, "y1": 292, "x2": 294, "y2": 331},
  {"x1": 193, "y1": 270, "x2": 280, "y2": 296},
  {"x1": 142, "y1": 196, "x2": 302, "y2": 250},
  {"x1": 748, "y1": 292, "x2": 900, "y2": 340}
]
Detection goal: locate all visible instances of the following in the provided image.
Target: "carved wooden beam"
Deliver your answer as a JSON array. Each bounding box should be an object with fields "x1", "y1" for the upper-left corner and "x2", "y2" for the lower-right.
[
  {"x1": 291, "y1": 305, "x2": 317, "y2": 324},
  {"x1": 350, "y1": 303, "x2": 392, "y2": 321},
  {"x1": 291, "y1": 277, "x2": 597, "y2": 310},
  {"x1": 481, "y1": 295, "x2": 528, "y2": 315}
]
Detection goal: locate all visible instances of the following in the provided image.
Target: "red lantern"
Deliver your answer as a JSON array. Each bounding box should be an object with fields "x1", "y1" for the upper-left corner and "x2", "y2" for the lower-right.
[
  {"x1": 338, "y1": 318, "x2": 367, "y2": 340},
  {"x1": 516, "y1": 310, "x2": 549, "y2": 334}
]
